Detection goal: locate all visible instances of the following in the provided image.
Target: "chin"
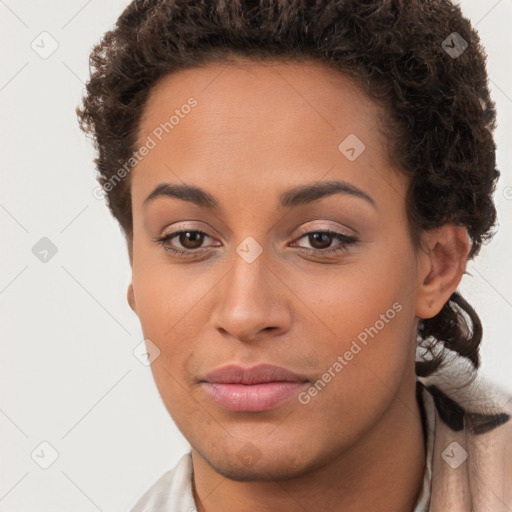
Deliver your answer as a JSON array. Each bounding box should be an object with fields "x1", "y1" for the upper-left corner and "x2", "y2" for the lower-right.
[
  {"x1": 208, "y1": 458, "x2": 313, "y2": 482},
  {"x1": 196, "y1": 444, "x2": 321, "y2": 482}
]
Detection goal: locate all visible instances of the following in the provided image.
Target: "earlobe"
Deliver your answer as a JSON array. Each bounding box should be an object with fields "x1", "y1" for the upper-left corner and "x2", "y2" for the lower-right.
[
  {"x1": 415, "y1": 225, "x2": 471, "y2": 320},
  {"x1": 127, "y1": 282, "x2": 137, "y2": 314}
]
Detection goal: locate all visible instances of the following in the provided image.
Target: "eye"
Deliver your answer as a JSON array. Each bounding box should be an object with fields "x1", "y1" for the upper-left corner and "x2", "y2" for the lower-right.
[
  {"x1": 292, "y1": 229, "x2": 358, "y2": 255},
  {"x1": 154, "y1": 227, "x2": 358, "y2": 258},
  {"x1": 155, "y1": 229, "x2": 218, "y2": 256}
]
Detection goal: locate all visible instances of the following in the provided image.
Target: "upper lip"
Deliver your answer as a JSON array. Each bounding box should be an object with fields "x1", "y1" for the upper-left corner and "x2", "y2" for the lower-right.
[{"x1": 202, "y1": 363, "x2": 309, "y2": 385}]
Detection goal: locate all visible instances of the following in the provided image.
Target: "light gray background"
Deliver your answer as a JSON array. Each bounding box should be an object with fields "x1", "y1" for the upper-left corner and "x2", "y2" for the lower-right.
[{"x1": 1, "y1": 1, "x2": 511, "y2": 510}]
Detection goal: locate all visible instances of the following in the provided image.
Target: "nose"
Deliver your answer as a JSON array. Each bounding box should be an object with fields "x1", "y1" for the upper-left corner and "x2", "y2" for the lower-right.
[{"x1": 210, "y1": 245, "x2": 292, "y2": 343}]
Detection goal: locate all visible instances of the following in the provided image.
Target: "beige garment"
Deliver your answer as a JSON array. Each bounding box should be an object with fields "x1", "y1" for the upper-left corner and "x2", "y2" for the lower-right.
[{"x1": 416, "y1": 358, "x2": 512, "y2": 511}]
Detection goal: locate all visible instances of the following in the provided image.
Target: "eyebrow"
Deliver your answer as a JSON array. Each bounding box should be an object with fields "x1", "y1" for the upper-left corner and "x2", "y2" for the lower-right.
[{"x1": 143, "y1": 179, "x2": 377, "y2": 211}]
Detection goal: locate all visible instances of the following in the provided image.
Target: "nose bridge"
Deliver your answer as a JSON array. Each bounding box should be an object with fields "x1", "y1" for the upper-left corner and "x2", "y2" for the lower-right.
[{"x1": 211, "y1": 240, "x2": 289, "y2": 341}]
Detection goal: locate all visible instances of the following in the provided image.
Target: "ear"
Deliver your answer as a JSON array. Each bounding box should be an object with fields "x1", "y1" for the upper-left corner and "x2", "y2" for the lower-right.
[
  {"x1": 415, "y1": 225, "x2": 471, "y2": 319},
  {"x1": 127, "y1": 282, "x2": 137, "y2": 314}
]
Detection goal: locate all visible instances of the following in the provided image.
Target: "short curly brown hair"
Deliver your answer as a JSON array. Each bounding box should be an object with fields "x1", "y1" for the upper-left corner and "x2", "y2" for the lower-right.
[{"x1": 76, "y1": 0, "x2": 500, "y2": 377}]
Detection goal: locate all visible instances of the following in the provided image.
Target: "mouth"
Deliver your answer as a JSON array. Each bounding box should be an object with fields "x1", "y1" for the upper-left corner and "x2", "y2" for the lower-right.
[{"x1": 200, "y1": 363, "x2": 309, "y2": 412}]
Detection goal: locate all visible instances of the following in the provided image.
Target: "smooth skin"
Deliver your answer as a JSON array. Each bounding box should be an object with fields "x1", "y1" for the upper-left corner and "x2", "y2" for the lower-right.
[{"x1": 126, "y1": 59, "x2": 470, "y2": 512}]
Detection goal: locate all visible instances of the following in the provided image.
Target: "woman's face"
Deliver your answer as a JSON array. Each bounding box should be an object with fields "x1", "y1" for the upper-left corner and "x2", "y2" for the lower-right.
[{"x1": 128, "y1": 59, "x2": 425, "y2": 480}]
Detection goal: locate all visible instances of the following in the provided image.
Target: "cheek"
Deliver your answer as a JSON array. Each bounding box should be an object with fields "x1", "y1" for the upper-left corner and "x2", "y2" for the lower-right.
[
  {"x1": 130, "y1": 251, "x2": 223, "y2": 392},
  {"x1": 131, "y1": 245, "x2": 206, "y2": 337},
  {"x1": 291, "y1": 286, "x2": 415, "y2": 453},
  {"x1": 286, "y1": 241, "x2": 417, "y2": 400},
  {"x1": 285, "y1": 238, "x2": 415, "y2": 343}
]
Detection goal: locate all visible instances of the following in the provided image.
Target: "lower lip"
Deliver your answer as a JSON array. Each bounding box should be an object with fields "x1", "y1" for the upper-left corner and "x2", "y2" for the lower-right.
[{"x1": 202, "y1": 381, "x2": 308, "y2": 412}]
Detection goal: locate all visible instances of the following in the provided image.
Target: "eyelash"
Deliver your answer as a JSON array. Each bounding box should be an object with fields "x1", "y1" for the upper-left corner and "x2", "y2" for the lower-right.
[{"x1": 154, "y1": 228, "x2": 358, "y2": 257}]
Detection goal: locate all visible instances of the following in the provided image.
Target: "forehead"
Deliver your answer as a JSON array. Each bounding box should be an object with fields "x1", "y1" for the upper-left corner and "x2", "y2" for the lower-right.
[
  {"x1": 132, "y1": 59, "x2": 403, "y2": 212},
  {"x1": 137, "y1": 58, "x2": 383, "y2": 147}
]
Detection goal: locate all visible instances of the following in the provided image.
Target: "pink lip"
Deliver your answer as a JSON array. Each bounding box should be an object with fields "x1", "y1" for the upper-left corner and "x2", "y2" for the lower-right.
[{"x1": 200, "y1": 364, "x2": 309, "y2": 412}]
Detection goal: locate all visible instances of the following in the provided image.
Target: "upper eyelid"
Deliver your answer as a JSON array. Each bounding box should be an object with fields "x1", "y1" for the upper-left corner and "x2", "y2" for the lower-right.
[
  {"x1": 161, "y1": 219, "x2": 357, "y2": 238},
  {"x1": 294, "y1": 223, "x2": 356, "y2": 238}
]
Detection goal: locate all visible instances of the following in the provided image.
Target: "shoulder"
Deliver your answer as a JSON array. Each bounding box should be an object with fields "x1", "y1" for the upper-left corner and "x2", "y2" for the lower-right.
[{"x1": 128, "y1": 452, "x2": 197, "y2": 512}]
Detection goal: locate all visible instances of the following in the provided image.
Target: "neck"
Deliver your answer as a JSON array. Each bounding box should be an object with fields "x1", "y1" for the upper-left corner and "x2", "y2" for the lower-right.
[{"x1": 191, "y1": 375, "x2": 426, "y2": 512}]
